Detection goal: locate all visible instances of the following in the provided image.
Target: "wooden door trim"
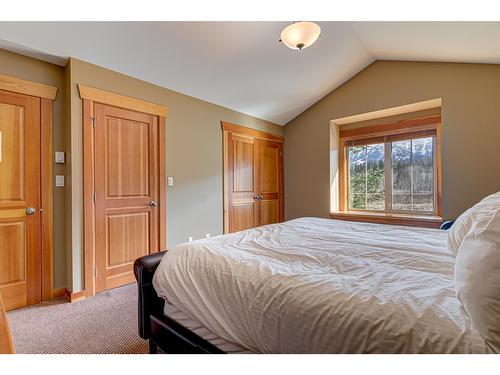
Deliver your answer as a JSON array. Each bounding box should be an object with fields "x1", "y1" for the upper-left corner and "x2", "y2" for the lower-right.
[
  {"x1": 221, "y1": 121, "x2": 284, "y2": 144},
  {"x1": 0, "y1": 294, "x2": 15, "y2": 353},
  {"x1": 83, "y1": 99, "x2": 96, "y2": 298},
  {"x1": 78, "y1": 84, "x2": 168, "y2": 117},
  {"x1": 40, "y1": 98, "x2": 54, "y2": 300},
  {"x1": 222, "y1": 130, "x2": 230, "y2": 233},
  {"x1": 0, "y1": 73, "x2": 57, "y2": 100},
  {"x1": 0, "y1": 84, "x2": 54, "y2": 305},
  {"x1": 159, "y1": 116, "x2": 167, "y2": 250},
  {"x1": 222, "y1": 122, "x2": 284, "y2": 233},
  {"x1": 278, "y1": 142, "x2": 285, "y2": 222},
  {"x1": 82, "y1": 98, "x2": 167, "y2": 298}
]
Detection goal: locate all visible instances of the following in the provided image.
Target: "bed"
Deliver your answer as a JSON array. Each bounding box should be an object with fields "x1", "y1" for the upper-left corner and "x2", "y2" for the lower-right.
[{"x1": 134, "y1": 217, "x2": 487, "y2": 354}]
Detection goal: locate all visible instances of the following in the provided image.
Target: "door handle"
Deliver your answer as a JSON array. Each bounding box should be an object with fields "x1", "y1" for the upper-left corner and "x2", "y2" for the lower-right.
[
  {"x1": 150, "y1": 201, "x2": 158, "y2": 208},
  {"x1": 253, "y1": 195, "x2": 263, "y2": 200},
  {"x1": 26, "y1": 207, "x2": 37, "y2": 215}
]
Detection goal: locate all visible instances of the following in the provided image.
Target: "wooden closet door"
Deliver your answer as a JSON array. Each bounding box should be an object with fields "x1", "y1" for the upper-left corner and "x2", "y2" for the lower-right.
[
  {"x1": 225, "y1": 125, "x2": 284, "y2": 233},
  {"x1": 0, "y1": 90, "x2": 41, "y2": 310},
  {"x1": 228, "y1": 134, "x2": 259, "y2": 232},
  {"x1": 256, "y1": 139, "x2": 284, "y2": 226},
  {"x1": 94, "y1": 103, "x2": 159, "y2": 292}
]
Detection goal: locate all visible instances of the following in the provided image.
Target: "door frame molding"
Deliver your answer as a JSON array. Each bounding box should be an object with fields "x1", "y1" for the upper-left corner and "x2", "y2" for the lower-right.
[
  {"x1": 221, "y1": 121, "x2": 284, "y2": 144},
  {"x1": 0, "y1": 75, "x2": 56, "y2": 303},
  {"x1": 81, "y1": 87, "x2": 167, "y2": 298},
  {"x1": 0, "y1": 73, "x2": 57, "y2": 100},
  {"x1": 40, "y1": 97, "x2": 55, "y2": 300},
  {"x1": 221, "y1": 121, "x2": 284, "y2": 234},
  {"x1": 79, "y1": 85, "x2": 167, "y2": 117}
]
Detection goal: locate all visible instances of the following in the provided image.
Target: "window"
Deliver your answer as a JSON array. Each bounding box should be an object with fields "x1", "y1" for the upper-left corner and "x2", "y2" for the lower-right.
[
  {"x1": 348, "y1": 142, "x2": 385, "y2": 211},
  {"x1": 339, "y1": 115, "x2": 441, "y2": 216}
]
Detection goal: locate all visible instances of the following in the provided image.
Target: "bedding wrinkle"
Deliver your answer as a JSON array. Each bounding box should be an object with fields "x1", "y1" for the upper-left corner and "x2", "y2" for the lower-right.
[{"x1": 153, "y1": 217, "x2": 486, "y2": 353}]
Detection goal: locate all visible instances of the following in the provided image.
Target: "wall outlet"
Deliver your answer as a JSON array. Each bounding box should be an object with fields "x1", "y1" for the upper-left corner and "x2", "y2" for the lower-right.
[
  {"x1": 167, "y1": 176, "x2": 174, "y2": 187},
  {"x1": 205, "y1": 234, "x2": 210, "y2": 238},
  {"x1": 187, "y1": 236, "x2": 193, "y2": 243}
]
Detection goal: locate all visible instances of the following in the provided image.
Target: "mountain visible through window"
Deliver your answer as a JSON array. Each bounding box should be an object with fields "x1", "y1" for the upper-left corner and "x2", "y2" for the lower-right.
[{"x1": 347, "y1": 135, "x2": 435, "y2": 214}]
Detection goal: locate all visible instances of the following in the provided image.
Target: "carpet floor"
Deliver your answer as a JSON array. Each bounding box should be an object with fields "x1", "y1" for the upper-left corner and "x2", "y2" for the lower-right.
[{"x1": 7, "y1": 283, "x2": 149, "y2": 354}]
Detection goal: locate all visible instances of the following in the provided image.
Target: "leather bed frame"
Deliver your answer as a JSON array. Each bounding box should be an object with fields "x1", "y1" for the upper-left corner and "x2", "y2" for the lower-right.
[{"x1": 134, "y1": 251, "x2": 224, "y2": 354}]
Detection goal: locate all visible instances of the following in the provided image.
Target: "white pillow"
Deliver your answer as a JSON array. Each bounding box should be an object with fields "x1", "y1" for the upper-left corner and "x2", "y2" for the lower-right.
[
  {"x1": 447, "y1": 207, "x2": 474, "y2": 256},
  {"x1": 447, "y1": 191, "x2": 500, "y2": 256},
  {"x1": 454, "y1": 198, "x2": 500, "y2": 353},
  {"x1": 477, "y1": 190, "x2": 500, "y2": 206}
]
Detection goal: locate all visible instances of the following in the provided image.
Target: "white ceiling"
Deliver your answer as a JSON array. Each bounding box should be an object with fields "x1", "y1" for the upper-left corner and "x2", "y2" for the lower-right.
[{"x1": 0, "y1": 22, "x2": 499, "y2": 125}]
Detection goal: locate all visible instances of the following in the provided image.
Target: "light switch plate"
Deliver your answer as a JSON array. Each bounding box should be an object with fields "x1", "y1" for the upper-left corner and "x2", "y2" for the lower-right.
[
  {"x1": 167, "y1": 176, "x2": 174, "y2": 187},
  {"x1": 55, "y1": 175, "x2": 65, "y2": 187},
  {"x1": 55, "y1": 151, "x2": 65, "y2": 164}
]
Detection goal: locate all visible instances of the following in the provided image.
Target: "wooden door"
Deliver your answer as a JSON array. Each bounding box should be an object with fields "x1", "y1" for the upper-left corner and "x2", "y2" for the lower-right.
[
  {"x1": 94, "y1": 103, "x2": 160, "y2": 292},
  {"x1": 0, "y1": 90, "x2": 41, "y2": 310},
  {"x1": 223, "y1": 122, "x2": 284, "y2": 233},
  {"x1": 227, "y1": 134, "x2": 259, "y2": 232},
  {"x1": 257, "y1": 139, "x2": 284, "y2": 226}
]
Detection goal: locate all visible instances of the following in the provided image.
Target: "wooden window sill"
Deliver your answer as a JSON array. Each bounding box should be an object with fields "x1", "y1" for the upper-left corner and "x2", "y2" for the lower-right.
[{"x1": 329, "y1": 211, "x2": 442, "y2": 229}]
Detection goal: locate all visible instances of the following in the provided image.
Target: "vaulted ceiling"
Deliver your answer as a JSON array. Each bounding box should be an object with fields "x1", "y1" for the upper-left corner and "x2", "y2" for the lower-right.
[{"x1": 0, "y1": 22, "x2": 499, "y2": 125}]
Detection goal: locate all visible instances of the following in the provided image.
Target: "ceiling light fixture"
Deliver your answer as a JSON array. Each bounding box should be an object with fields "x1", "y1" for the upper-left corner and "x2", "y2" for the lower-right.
[{"x1": 279, "y1": 22, "x2": 321, "y2": 50}]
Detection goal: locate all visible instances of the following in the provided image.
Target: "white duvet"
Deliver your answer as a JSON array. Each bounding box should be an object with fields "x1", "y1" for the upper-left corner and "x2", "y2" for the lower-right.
[{"x1": 153, "y1": 217, "x2": 486, "y2": 353}]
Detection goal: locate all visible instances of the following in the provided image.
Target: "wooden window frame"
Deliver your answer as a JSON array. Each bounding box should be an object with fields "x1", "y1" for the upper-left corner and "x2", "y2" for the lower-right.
[
  {"x1": 0, "y1": 75, "x2": 56, "y2": 302},
  {"x1": 81, "y1": 86, "x2": 167, "y2": 298},
  {"x1": 335, "y1": 115, "x2": 442, "y2": 227}
]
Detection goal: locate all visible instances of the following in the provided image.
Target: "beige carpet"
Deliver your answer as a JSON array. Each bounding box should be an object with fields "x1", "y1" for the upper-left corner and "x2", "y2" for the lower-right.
[{"x1": 7, "y1": 283, "x2": 149, "y2": 354}]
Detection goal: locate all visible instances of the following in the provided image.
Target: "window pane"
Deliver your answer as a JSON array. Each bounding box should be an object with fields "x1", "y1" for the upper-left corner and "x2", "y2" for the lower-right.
[
  {"x1": 391, "y1": 137, "x2": 434, "y2": 212},
  {"x1": 393, "y1": 194, "x2": 412, "y2": 211},
  {"x1": 367, "y1": 193, "x2": 385, "y2": 210},
  {"x1": 413, "y1": 194, "x2": 434, "y2": 212},
  {"x1": 349, "y1": 194, "x2": 366, "y2": 210},
  {"x1": 349, "y1": 146, "x2": 366, "y2": 194},
  {"x1": 412, "y1": 137, "x2": 434, "y2": 212},
  {"x1": 366, "y1": 144, "x2": 385, "y2": 194},
  {"x1": 348, "y1": 143, "x2": 385, "y2": 211},
  {"x1": 392, "y1": 140, "x2": 411, "y2": 196}
]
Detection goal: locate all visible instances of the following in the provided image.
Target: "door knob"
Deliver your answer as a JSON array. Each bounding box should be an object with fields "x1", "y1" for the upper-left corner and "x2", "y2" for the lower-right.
[
  {"x1": 26, "y1": 207, "x2": 37, "y2": 215},
  {"x1": 253, "y1": 195, "x2": 263, "y2": 200},
  {"x1": 150, "y1": 201, "x2": 158, "y2": 208}
]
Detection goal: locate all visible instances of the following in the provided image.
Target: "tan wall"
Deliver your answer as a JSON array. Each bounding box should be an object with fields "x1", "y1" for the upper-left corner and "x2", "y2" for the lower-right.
[
  {"x1": 67, "y1": 58, "x2": 283, "y2": 291},
  {"x1": 285, "y1": 60, "x2": 500, "y2": 221},
  {"x1": 0, "y1": 48, "x2": 66, "y2": 289}
]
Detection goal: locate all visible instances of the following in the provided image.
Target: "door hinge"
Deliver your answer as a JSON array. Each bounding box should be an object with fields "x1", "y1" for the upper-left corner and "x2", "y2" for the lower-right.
[
  {"x1": 91, "y1": 117, "x2": 97, "y2": 127},
  {"x1": 93, "y1": 267, "x2": 97, "y2": 278},
  {"x1": 93, "y1": 192, "x2": 96, "y2": 202}
]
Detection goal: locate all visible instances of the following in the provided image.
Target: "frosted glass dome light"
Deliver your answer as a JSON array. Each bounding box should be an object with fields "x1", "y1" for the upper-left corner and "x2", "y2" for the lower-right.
[{"x1": 280, "y1": 22, "x2": 321, "y2": 50}]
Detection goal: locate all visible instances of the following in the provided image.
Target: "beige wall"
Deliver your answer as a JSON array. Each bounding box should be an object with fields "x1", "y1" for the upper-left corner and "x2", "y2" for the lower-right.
[
  {"x1": 285, "y1": 60, "x2": 500, "y2": 221},
  {"x1": 0, "y1": 48, "x2": 67, "y2": 289},
  {"x1": 67, "y1": 58, "x2": 283, "y2": 291}
]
